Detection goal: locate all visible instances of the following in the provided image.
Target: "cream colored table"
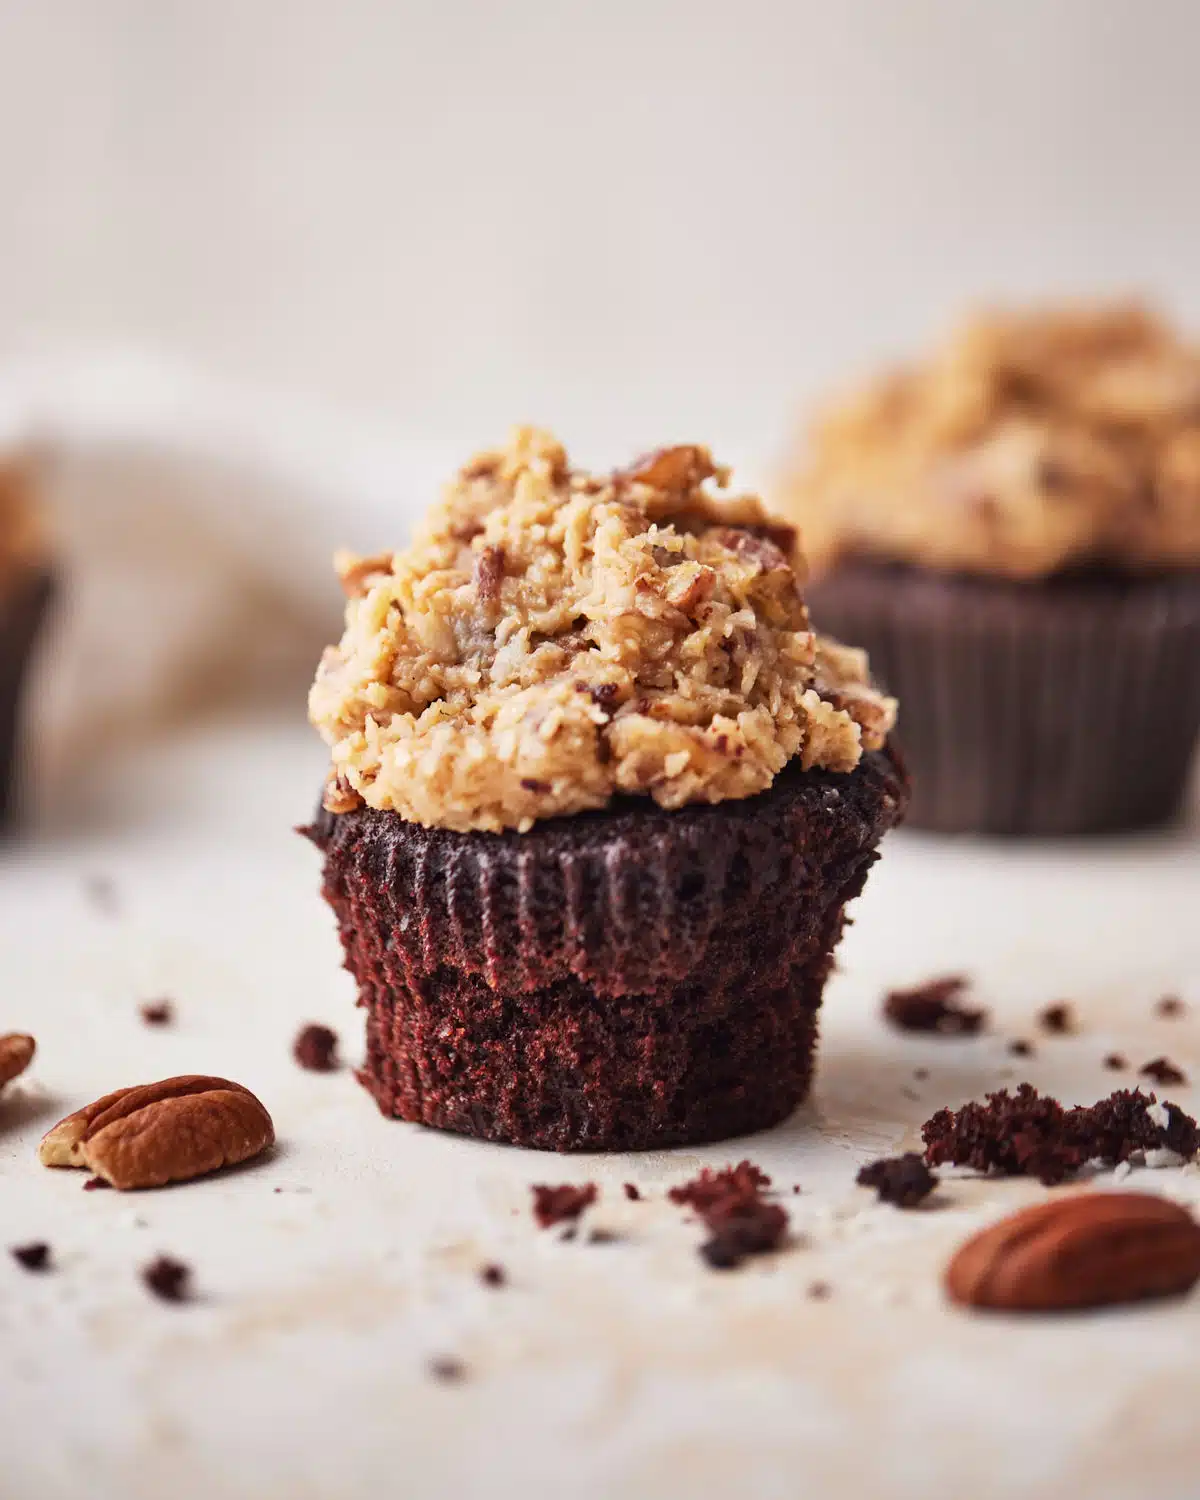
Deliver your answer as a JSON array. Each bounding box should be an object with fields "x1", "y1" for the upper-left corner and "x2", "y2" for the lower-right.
[{"x1": 3, "y1": 716, "x2": 1198, "y2": 1500}]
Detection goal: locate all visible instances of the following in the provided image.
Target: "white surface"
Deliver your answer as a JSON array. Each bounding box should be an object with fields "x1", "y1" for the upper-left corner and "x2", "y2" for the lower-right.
[{"x1": 2, "y1": 715, "x2": 1199, "y2": 1500}]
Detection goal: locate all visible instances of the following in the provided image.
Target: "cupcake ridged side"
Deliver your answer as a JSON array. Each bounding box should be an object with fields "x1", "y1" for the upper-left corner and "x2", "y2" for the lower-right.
[
  {"x1": 305, "y1": 748, "x2": 907, "y2": 1152},
  {"x1": 808, "y1": 564, "x2": 1200, "y2": 837}
]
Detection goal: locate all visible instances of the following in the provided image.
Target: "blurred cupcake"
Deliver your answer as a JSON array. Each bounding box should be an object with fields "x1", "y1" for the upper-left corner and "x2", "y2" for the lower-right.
[
  {"x1": 0, "y1": 458, "x2": 52, "y2": 828},
  {"x1": 304, "y1": 430, "x2": 906, "y2": 1151},
  {"x1": 782, "y1": 303, "x2": 1200, "y2": 835}
]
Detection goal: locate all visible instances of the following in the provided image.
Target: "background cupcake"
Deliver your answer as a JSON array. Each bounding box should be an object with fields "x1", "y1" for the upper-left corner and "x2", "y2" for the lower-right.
[
  {"x1": 305, "y1": 430, "x2": 907, "y2": 1151},
  {"x1": 0, "y1": 457, "x2": 52, "y2": 829},
  {"x1": 781, "y1": 303, "x2": 1200, "y2": 835}
]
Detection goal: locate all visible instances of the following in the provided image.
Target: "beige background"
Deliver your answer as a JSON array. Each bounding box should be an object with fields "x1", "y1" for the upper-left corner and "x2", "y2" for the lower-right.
[{"x1": 2, "y1": 0, "x2": 1200, "y2": 469}]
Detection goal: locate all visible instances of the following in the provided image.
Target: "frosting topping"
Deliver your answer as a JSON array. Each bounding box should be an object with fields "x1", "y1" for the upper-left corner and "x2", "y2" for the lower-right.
[
  {"x1": 310, "y1": 429, "x2": 896, "y2": 832},
  {"x1": 784, "y1": 303, "x2": 1200, "y2": 579}
]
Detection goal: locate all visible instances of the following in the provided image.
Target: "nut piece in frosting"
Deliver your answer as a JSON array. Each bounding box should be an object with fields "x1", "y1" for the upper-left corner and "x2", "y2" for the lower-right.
[
  {"x1": 784, "y1": 302, "x2": 1200, "y2": 579},
  {"x1": 309, "y1": 429, "x2": 896, "y2": 834}
]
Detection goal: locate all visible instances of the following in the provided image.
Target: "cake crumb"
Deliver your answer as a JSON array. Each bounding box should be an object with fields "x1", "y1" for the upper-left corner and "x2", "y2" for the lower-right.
[
  {"x1": 1008, "y1": 1039, "x2": 1034, "y2": 1057},
  {"x1": 913, "y1": 1067, "x2": 929, "y2": 1081},
  {"x1": 883, "y1": 975, "x2": 984, "y2": 1035},
  {"x1": 1104, "y1": 1053, "x2": 1128, "y2": 1071},
  {"x1": 1156, "y1": 996, "x2": 1186, "y2": 1019},
  {"x1": 1038, "y1": 1002, "x2": 1075, "y2": 1034},
  {"x1": 293, "y1": 1023, "x2": 339, "y2": 1073},
  {"x1": 139, "y1": 1000, "x2": 174, "y2": 1026},
  {"x1": 587, "y1": 1228, "x2": 622, "y2": 1245},
  {"x1": 428, "y1": 1356, "x2": 467, "y2": 1383},
  {"x1": 669, "y1": 1161, "x2": 787, "y2": 1270},
  {"x1": 532, "y1": 1182, "x2": 597, "y2": 1229},
  {"x1": 10, "y1": 1241, "x2": 50, "y2": 1272},
  {"x1": 623, "y1": 1182, "x2": 642, "y2": 1202},
  {"x1": 923, "y1": 1084, "x2": 1200, "y2": 1186},
  {"x1": 1141, "y1": 1057, "x2": 1188, "y2": 1086},
  {"x1": 142, "y1": 1255, "x2": 190, "y2": 1303},
  {"x1": 479, "y1": 1263, "x2": 506, "y2": 1288},
  {"x1": 856, "y1": 1153, "x2": 938, "y2": 1208},
  {"x1": 807, "y1": 1281, "x2": 832, "y2": 1301},
  {"x1": 83, "y1": 1176, "x2": 111, "y2": 1192}
]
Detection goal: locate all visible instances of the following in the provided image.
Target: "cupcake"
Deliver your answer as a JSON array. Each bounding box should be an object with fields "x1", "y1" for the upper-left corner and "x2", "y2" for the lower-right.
[
  {"x1": 304, "y1": 430, "x2": 906, "y2": 1151},
  {"x1": 782, "y1": 303, "x2": 1200, "y2": 835},
  {"x1": 0, "y1": 458, "x2": 52, "y2": 828}
]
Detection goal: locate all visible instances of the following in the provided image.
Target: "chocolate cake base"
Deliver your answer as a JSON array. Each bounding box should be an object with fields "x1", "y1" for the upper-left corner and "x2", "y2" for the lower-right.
[
  {"x1": 0, "y1": 568, "x2": 52, "y2": 829},
  {"x1": 304, "y1": 749, "x2": 907, "y2": 1152},
  {"x1": 807, "y1": 563, "x2": 1200, "y2": 837}
]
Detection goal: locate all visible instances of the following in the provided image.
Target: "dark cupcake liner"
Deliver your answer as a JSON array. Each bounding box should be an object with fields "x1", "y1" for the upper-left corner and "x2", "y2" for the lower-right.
[
  {"x1": 0, "y1": 568, "x2": 53, "y2": 829},
  {"x1": 304, "y1": 748, "x2": 907, "y2": 1152},
  {"x1": 806, "y1": 563, "x2": 1200, "y2": 836}
]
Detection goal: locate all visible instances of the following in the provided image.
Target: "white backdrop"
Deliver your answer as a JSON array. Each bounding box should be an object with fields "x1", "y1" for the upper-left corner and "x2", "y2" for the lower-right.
[{"x1": 2, "y1": 0, "x2": 1199, "y2": 474}]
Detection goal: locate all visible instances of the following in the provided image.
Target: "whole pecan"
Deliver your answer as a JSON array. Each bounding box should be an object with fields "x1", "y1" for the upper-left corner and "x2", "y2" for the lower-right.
[
  {"x1": 946, "y1": 1192, "x2": 1200, "y2": 1312},
  {"x1": 0, "y1": 1033, "x2": 35, "y2": 1090},
  {"x1": 619, "y1": 445, "x2": 717, "y2": 494},
  {"x1": 39, "y1": 1075, "x2": 274, "y2": 1190}
]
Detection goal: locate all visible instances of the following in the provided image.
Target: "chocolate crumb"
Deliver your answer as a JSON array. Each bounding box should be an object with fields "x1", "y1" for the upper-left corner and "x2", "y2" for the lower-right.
[
  {"x1": 587, "y1": 1228, "x2": 622, "y2": 1245},
  {"x1": 883, "y1": 975, "x2": 985, "y2": 1036},
  {"x1": 1104, "y1": 1053, "x2": 1128, "y2": 1071},
  {"x1": 914, "y1": 1068, "x2": 929, "y2": 1081},
  {"x1": 428, "y1": 1356, "x2": 466, "y2": 1383},
  {"x1": 1039, "y1": 1002, "x2": 1075, "y2": 1034},
  {"x1": 668, "y1": 1161, "x2": 770, "y2": 1214},
  {"x1": 1141, "y1": 1056, "x2": 1188, "y2": 1086},
  {"x1": 142, "y1": 1255, "x2": 190, "y2": 1303},
  {"x1": 1156, "y1": 995, "x2": 1186, "y2": 1019},
  {"x1": 139, "y1": 1000, "x2": 173, "y2": 1026},
  {"x1": 857, "y1": 1153, "x2": 938, "y2": 1208},
  {"x1": 792, "y1": 1184, "x2": 802, "y2": 1194},
  {"x1": 10, "y1": 1242, "x2": 50, "y2": 1272},
  {"x1": 293, "y1": 1023, "x2": 339, "y2": 1073},
  {"x1": 532, "y1": 1182, "x2": 597, "y2": 1229},
  {"x1": 1008, "y1": 1039, "x2": 1034, "y2": 1057},
  {"x1": 623, "y1": 1182, "x2": 642, "y2": 1202},
  {"x1": 922, "y1": 1084, "x2": 1200, "y2": 1185},
  {"x1": 559, "y1": 1226, "x2": 577, "y2": 1243},
  {"x1": 807, "y1": 1281, "x2": 832, "y2": 1301},
  {"x1": 479, "y1": 1263, "x2": 506, "y2": 1288},
  {"x1": 669, "y1": 1161, "x2": 787, "y2": 1271},
  {"x1": 83, "y1": 1176, "x2": 111, "y2": 1191}
]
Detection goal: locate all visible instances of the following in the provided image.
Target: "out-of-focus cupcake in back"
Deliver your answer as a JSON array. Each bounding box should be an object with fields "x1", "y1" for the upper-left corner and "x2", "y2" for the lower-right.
[
  {"x1": 779, "y1": 302, "x2": 1200, "y2": 835},
  {"x1": 0, "y1": 456, "x2": 53, "y2": 828}
]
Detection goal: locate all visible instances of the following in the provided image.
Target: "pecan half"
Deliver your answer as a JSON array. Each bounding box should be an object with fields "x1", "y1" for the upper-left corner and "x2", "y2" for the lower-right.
[
  {"x1": 0, "y1": 1033, "x2": 35, "y2": 1090},
  {"x1": 946, "y1": 1192, "x2": 1200, "y2": 1312},
  {"x1": 39, "y1": 1075, "x2": 274, "y2": 1190},
  {"x1": 619, "y1": 445, "x2": 718, "y2": 494}
]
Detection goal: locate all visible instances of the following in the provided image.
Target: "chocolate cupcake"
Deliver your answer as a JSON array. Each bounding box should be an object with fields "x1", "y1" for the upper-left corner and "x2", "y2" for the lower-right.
[
  {"x1": 781, "y1": 303, "x2": 1200, "y2": 835},
  {"x1": 0, "y1": 459, "x2": 52, "y2": 829},
  {"x1": 304, "y1": 431, "x2": 906, "y2": 1151}
]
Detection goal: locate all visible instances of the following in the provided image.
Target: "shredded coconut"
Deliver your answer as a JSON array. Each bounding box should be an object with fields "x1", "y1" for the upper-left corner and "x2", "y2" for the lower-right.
[
  {"x1": 310, "y1": 429, "x2": 896, "y2": 832},
  {"x1": 783, "y1": 302, "x2": 1200, "y2": 579}
]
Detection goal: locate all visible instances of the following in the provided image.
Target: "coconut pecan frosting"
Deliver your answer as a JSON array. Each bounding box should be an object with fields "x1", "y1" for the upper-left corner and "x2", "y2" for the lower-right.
[
  {"x1": 309, "y1": 429, "x2": 896, "y2": 833},
  {"x1": 784, "y1": 302, "x2": 1200, "y2": 579}
]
